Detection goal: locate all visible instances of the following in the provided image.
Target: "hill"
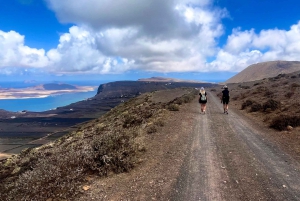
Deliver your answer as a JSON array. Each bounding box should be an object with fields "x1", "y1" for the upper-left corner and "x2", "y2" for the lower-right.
[
  {"x1": 226, "y1": 61, "x2": 300, "y2": 83},
  {"x1": 137, "y1": 76, "x2": 204, "y2": 83},
  {"x1": 0, "y1": 87, "x2": 198, "y2": 200}
]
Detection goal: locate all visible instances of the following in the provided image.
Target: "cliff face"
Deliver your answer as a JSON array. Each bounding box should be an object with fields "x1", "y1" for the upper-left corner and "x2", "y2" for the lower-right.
[{"x1": 226, "y1": 61, "x2": 300, "y2": 83}]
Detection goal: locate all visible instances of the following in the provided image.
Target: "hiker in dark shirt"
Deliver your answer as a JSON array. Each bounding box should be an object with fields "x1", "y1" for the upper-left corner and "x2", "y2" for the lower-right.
[
  {"x1": 221, "y1": 85, "x2": 230, "y2": 114},
  {"x1": 199, "y1": 87, "x2": 207, "y2": 114}
]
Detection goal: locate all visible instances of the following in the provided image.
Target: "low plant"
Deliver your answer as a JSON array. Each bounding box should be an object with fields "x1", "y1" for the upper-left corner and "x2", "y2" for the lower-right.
[
  {"x1": 270, "y1": 115, "x2": 300, "y2": 131},
  {"x1": 241, "y1": 99, "x2": 253, "y2": 110},
  {"x1": 285, "y1": 92, "x2": 294, "y2": 98},
  {"x1": 263, "y1": 99, "x2": 280, "y2": 111},
  {"x1": 168, "y1": 104, "x2": 179, "y2": 111},
  {"x1": 250, "y1": 103, "x2": 262, "y2": 112}
]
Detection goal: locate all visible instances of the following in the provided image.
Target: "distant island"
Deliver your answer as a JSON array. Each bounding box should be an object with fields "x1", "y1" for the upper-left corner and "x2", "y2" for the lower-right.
[
  {"x1": 0, "y1": 83, "x2": 97, "y2": 100},
  {"x1": 43, "y1": 83, "x2": 77, "y2": 90}
]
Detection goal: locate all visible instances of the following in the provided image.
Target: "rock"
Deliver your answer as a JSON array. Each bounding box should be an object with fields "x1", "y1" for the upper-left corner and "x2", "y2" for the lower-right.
[
  {"x1": 82, "y1": 185, "x2": 91, "y2": 191},
  {"x1": 287, "y1": 125, "x2": 293, "y2": 131}
]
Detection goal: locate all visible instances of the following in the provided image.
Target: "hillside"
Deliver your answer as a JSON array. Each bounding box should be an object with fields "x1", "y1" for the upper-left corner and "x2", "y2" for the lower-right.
[
  {"x1": 1, "y1": 73, "x2": 300, "y2": 200},
  {"x1": 137, "y1": 76, "x2": 204, "y2": 83},
  {"x1": 96, "y1": 80, "x2": 214, "y2": 98},
  {"x1": 226, "y1": 61, "x2": 300, "y2": 83},
  {"x1": 0, "y1": 88, "x2": 197, "y2": 200},
  {"x1": 214, "y1": 70, "x2": 300, "y2": 157}
]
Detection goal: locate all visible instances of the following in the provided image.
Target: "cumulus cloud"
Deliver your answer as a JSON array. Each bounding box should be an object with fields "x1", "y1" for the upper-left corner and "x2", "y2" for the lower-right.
[
  {"x1": 0, "y1": 30, "x2": 48, "y2": 68},
  {"x1": 211, "y1": 21, "x2": 300, "y2": 72},
  {"x1": 2, "y1": 0, "x2": 300, "y2": 75},
  {"x1": 44, "y1": 0, "x2": 227, "y2": 73}
]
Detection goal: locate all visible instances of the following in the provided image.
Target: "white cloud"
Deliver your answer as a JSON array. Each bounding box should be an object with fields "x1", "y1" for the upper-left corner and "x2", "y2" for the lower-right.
[
  {"x1": 2, "y1": 0, "x2": 300, "y2": 75},
  {"x1": 0, "y1": 30, "x2": 48, "y2": 68},
  {"x1": 43, "y1": 0, "x2": 226, "y2": 74},
  {"x1": 211, "y1": 21, "x2": 300, "y2": 72}
]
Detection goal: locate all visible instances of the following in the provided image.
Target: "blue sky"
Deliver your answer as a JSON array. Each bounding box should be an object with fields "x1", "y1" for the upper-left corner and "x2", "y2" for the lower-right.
[{"x1": 0, "y1": 0, "x2": 300, "y2": 83}]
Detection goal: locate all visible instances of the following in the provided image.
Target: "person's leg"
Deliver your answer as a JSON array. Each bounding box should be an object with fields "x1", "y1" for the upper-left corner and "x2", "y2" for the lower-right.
[
  {"x1": 203, "y1": 103, "x2": 206, "y2": 113},
  {"x1": 200, "y1": 103, "x2": 203, "y2": 112},
  {"x1": 223, "y1": 103, "x2": 226, "y2": 113}
]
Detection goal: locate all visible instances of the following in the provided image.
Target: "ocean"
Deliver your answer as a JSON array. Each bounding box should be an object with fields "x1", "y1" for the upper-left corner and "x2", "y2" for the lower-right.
[{"x1": 0, "y1": 81, "x2": 103, "y2": 112}]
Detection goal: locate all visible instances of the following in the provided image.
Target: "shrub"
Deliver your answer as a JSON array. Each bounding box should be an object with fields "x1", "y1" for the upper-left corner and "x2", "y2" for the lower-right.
[
  {"x1": 253, "y1": 83, "x2": 260, "y2": 86},
  {"x1": 291, "y1": 83, "x2": 300, "y2": 88},
  {"x1": 271, "y1": 83, "x2": 279, "y2": 87},
  {"x1": 282, "y1": 81, "x2": 289, "y2": 85},
  {"x1": 270, "y1": 115, "x2": 300, "y2": 131},
  {"x1": 232, "y1": 96, "x2": 239, "y2": 101},
  {"x1": 210, "y1": 88, "x2": 217, "y2": 92},
  {"x1": 250, "y1": 103, "x2": 262, "y2": 112},
  {"x1": 241, "y1": 99, "x2": 253, "y2": 110},
  {"x1": 291, "y1": 75, "x2": 297, "y2": 78},
  {"x1": 123, "y1": 114, "x2": 143, "y2": 128},
  {"x1": 285, "y1": 92, "x2": 294, "y2": 98},
  {"x1": 168, "y1": 104, "x2": 179, "y2": 111},
  {"x1": 264, "y1": 90, "x2": 274, "y2": 97},
  {"x1": 147, "y1": 124, "x2": 157, "y2": 134},
  {"x1": 263, "y1": 99, "x2": 280, "y2": 111},
  {"x1": 154, "y1": 119, "x2": 165, "y2": 127},
  {"x1": 238, "y1": 85, "x2": 250, "y2": 89}
]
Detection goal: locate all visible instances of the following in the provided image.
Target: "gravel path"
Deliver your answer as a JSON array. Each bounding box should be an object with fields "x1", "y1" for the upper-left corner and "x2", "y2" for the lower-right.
[{"x1": 172, "y1": 92, "x2": 300, "y2": 201}]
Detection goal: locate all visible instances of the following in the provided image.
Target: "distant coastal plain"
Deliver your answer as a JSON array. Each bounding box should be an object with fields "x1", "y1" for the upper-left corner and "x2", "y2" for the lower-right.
[
  {"x1": 0, "y1": 85, "x2": 97, "y2": 100},
  {"x1": 0, "y1": 82, "x2": 100, "y2": 112}
]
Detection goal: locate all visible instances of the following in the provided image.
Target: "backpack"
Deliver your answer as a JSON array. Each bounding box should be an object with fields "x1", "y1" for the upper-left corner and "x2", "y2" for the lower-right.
[
  {"x1": 200, "y1": 93, "x2": 206, "y2": 101},
  {"x1": 222, "y1": 89, "x2": 229, "y2": 97}
]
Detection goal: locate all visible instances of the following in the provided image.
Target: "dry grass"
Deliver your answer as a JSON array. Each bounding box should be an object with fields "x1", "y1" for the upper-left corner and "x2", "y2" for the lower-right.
[{"x1": 0, "y1": 88, "x2": 196, "y2": 200}]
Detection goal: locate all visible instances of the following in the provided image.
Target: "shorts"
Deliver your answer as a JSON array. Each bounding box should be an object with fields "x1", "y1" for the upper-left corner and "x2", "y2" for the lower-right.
[
  {"x1": 222, "y1": 97, "x2": 229, "y2": 104},
  {"x1": 199, "y1": 100, "x2": 207, "y2": 104}
]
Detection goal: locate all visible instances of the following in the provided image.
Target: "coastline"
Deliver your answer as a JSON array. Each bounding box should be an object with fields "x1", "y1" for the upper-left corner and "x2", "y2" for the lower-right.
[{"x1": 0, "y1": 86, "x2": 97, "y2": 100}]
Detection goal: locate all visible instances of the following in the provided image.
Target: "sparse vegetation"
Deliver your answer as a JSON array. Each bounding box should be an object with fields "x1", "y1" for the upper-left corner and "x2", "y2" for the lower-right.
[
  {"x1": 250, "y1": 102, "x2": 262, "y2": 112},
  {"x1": 168, "y1": 104, "x2": 180, "y2": 111},
  {"x1": 0, "y1": 88, "x2": 196, "y2": 200},
  {"x1": 263, "y1": 99, "x2": 280, "y2": 111},
  {"x1": 241, "y1": 99, "x2": 254, "y2": 110},
  {"x1": 285, "y1": 92, "x2": 294, "y2": 98},
  {"x1": 238, "y1": 85, "x2": 250, "y2": 89},
  {"x1": 270, "y1": 115, "x2": 300, "y2": 131}
]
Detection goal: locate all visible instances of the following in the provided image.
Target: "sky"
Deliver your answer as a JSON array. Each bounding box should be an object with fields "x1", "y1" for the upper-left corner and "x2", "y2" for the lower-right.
[{"x1": 0, "y1": 0, "x2": 300, "y2": 83}]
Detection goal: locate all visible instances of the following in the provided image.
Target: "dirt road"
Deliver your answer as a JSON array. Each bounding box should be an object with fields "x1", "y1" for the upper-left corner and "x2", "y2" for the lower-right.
[{"x1": 171, "y1": 92, "x2": 300, "y2": 201}]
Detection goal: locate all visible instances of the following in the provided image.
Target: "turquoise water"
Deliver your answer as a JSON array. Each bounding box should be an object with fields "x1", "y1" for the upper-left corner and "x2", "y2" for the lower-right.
[
  {"x1": 0, "y1": 81, "x2": 101, "y2": 112},
  {"x1": 0, "y1": 90, "x2": 97, "y2": 112}
]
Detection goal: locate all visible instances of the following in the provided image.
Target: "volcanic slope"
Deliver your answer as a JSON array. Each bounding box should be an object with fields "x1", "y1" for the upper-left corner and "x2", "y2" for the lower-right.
[{"x1": 226, "y1": 60, "x2": 300, "y2": 83}]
